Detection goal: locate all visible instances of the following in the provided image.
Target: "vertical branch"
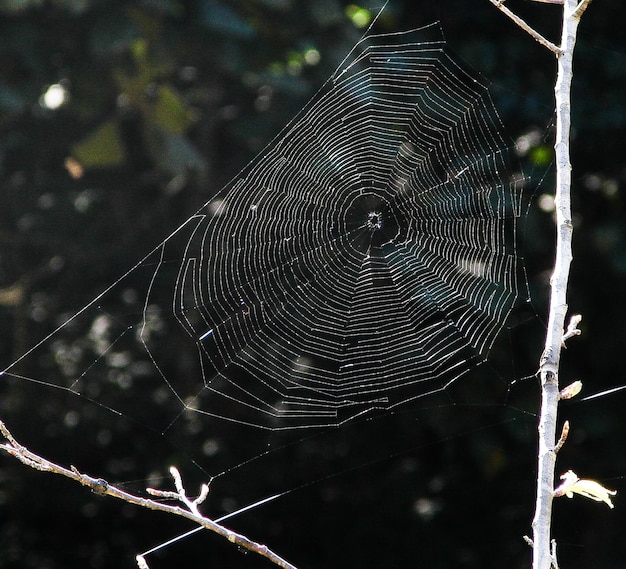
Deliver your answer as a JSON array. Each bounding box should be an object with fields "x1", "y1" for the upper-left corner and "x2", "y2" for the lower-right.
[
  {"x1": 490, "y1": 0, "x2": 591, "y2": 568},
  {"x1": 533, "y1": 2, "x2": 587, "y2": 567}
]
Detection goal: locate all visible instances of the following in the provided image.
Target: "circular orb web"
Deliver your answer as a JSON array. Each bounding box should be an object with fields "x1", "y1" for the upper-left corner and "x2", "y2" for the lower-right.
[{"x1": 144, "y1": 23, "x2": 526, "y2": 430}]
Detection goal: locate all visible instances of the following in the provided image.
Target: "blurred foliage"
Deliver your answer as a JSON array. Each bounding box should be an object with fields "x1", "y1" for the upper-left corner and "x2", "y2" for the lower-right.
[{"x1": 0, "y1": 1, "x2": 625, "y2": 569}]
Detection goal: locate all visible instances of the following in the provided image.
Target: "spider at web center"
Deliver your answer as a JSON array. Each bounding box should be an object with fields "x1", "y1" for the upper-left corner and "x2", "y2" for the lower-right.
[{"x1": 367, "y1": 211, "x2": 383, "y2": 231}]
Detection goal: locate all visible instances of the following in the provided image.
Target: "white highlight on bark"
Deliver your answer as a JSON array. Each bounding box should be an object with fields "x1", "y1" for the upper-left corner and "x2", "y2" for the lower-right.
[{"x1": 490, "y1": 1, "x2": 592, "y2": 568}]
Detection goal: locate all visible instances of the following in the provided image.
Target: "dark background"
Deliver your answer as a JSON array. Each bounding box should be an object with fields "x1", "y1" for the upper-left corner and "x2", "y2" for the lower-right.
[{"x1": 1, "y1": 1, "x2": 626, "y2": 568}]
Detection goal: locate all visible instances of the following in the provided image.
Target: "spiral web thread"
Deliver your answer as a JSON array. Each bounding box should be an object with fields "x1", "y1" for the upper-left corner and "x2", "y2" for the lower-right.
[{"x1": 2, "y1": 23, "x2": 526, "y2": 434}]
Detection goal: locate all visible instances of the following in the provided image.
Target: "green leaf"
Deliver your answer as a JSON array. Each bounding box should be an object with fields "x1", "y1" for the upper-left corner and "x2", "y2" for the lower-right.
[
  {"x1": 153, "y1": 84, "x2": 193, "y2": 135},
  {"x1": 71, "y1": 119, "x2": 125, "y2": 169}
]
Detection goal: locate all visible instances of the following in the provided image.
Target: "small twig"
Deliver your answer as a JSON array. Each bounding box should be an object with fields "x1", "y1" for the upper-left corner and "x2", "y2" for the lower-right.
[
  {"x1": 0, "y1": 420, "x2": 297, "y2": 569},
  {"x1": 530, "y1": 0, "x2": 563, "y2": 4},
  {"x1": 522, "y1": 535, "x2": 559, "y2": 569},
  {"x1": 147, "y1": 466, "x2": 210, "y2": 517},
  {"x1": 561, "y1": 314, "x2": 582, "y2": 345},
  {"x1": 551, "y1": 539, "x2": 560, "y2": 569},
  {"x1": 554, "y1": 420, "x2": 569, "y2": 453},
  {"x1": 488, "y1": 0, "x2": 562, "y2": 54},
  {"x1": 573, "y1": 0, "x2": 592, "y2": 19}
]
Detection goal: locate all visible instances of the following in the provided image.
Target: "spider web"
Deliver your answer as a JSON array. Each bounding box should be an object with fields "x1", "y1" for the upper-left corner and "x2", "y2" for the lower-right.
[{"x1": 2, "y1": 23, "x2": 527, "y2": 441}]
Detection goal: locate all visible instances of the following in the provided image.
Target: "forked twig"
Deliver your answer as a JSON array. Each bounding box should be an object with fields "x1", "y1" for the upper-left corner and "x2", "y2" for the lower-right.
[
  {"x1": 147, "y1": 466, "x2": 210, "y2": 517},
  {"x1": 522, "y1": 536, "x2": 559, "y2": 569},
  {"x1": 0, "y1": 420, "x2": 297, "y2": 569}
]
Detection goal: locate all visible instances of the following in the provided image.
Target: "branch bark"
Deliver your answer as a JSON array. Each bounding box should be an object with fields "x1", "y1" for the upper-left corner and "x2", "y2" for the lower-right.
[
  {"x1": 0, "y1": 420, "x2": 298, "y2": 569},
  {"x1": 533, "y1": 4, "x2": 586, "y2": 568},
  {"x1": 489, "y1": 1, "x2": 591, "y2": 568}
]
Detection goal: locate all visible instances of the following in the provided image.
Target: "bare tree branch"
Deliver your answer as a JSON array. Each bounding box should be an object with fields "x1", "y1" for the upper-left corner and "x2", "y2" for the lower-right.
[
  {"x1": 573, "y1": 0, "x2": 592, "y2": 19},
  {"x1": 0, "y1": 420, "x2": 298, "y2": 569},
  {"x1": 487, "y1": 0, "x2": 562, "y2": 54},
  {"x1": 533, "y1": 3, "x2": 586, "y2": 565},
  {"x1": 489, "y1": 1, "x2": 600, "y2": 568}
]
